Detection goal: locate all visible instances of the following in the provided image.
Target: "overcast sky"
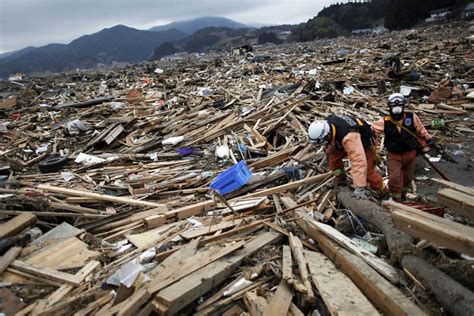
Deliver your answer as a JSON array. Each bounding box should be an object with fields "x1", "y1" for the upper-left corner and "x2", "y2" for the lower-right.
[{"x1": 0, "y1": 0, "x2": 338, "y2": 53}]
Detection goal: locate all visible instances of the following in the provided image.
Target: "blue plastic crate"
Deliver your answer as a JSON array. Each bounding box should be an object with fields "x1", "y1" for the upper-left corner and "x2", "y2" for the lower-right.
[{"x1": 210, "y1": 160, "x2": 252, "y2": 195}]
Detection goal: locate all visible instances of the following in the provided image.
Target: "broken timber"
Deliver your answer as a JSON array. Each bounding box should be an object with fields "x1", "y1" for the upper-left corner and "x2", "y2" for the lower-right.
[
  {"x1": 37, "y1": 184, "x2": 168, "y2": 211},
  {"x1": 385, "y1": 200, "x2": 474, "y2": 256},
  {"x1": 305, "y1": 250, "x2": 379, "y2": 315},
  {"x1": 284, "y1": 195, "x2": 425, "y2": 315},
  {"x1": 437, "y1": 188, "x2": 474, "y2": 221}
]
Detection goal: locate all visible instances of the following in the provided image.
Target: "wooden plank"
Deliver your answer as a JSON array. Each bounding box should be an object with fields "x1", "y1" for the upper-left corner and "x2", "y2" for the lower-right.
[
  {"x1": 46, "y1": 260, "x2": 100, "y2": 306},
  {"x1": 437, "y1": 188, "x2": 474, "y2": 220},
  {"x1": 0, "y1": 247, "x2": 22, "y2": 275},
  {"x1": 26, "y1": 237, "x2": 99, "y2": 270},
  {"x1": 311, "y1": 221, "x2": 399, "y2": 284},
  {"x1": 37, "y1": 184, "x2": 168, "y2": 211},
  {"x1": 244, "y1": 292, "x2": 268, "y2": 316},
  {"x1": 244, "y1": 172, "x2": 331, "y2": 198},
  {"x1": 432, "y1": 178, "x2": 474, "y2": 196},
  {"x1": 104, "y1": 124, "x2": 124, "y2": 145},
  {"x1": 289, "y1": 232, "x2": 314, "y2": 300},
  {"x1": 49, "y1": 202, "x2": 100, "y2": 214},
  {"x1": 249, "y1": 146, "x2": 298, "y2": 170},
  {"x1": 148, "y1": 242, "x2": 245, "y2": 293},
  {"x1": 263, "y1": 280, "x2": 293, "y2": 316},
  {"x1": 180, "y1": 219, "x2": 242, "y2": 240},
  {"x1": 154, "y1": 231, "x2": 282, "y2": 315},
  {"x1": 0, "y1": 210, "x2": 105, "y2": 218},
  {"x1": 126, "y1": 223, "x2": 179, "y2": 248},
  {"x1": 315, "y1": 189, "x2": 332, "y2": 214},
  {"x1": 0, "y1": 213, "x2": 36, "y2": 238},
  {"x1": 4, "y1": 268, "x2": 62, "y2": 287},
  {"x1": 385, "y1": 201, "x2": 474, "y2": 256},
  {"x1": 305, "y1": 250, "x2": 379, "y2": 316},
  {"x1": 282, "y1": 245, "x2": 293, "y2": 284},
  {"x1": 10, "y1": 260, "x2": 82, "y2": 286},
  {"x1": 32, "y1": 261, "x2": 101, "y2": 314},
  {"x1": 108, "y1": 241, "x2": 246, "y2": 315},
  {"x1": 73, "y1": 291, "x2": 114, "y2": 316},
  {"x1": 165, "y1": 200, "x2": 216, "y2": 220},
  {"x1": 292, "y1": 206, "x2": 425, "y2": 316},
  {"x1": 144, "y1": 214, "x2": 166, "y2": 228},
  {"x1": 148, "y1": 238, "x2": 199, "y2": 279},
  {"x1": 264, "y1": 221, "x2": 317, "y2": 251},
  {"x1": 282, "y1": 245, "x2": 307, "y2": 294}
]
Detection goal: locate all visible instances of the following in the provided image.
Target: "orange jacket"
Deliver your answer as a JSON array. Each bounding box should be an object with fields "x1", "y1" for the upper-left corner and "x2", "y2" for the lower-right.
[
  {"x1": 372, "y1": 113, "x2": 431, "y2": 148},
  {"x1": 334, "y1": 132, "x2": 368, "y2": 188}
]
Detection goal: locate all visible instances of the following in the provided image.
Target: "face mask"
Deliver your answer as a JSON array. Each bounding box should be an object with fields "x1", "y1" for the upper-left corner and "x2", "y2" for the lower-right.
[{"x1": 391, "y1": 106, "x2": 403, "y2": 114}]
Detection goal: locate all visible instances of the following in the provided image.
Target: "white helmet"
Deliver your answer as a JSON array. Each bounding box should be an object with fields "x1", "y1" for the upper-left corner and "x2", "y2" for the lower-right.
[
  {"x1": 308, "y1": 120, "x2": 330, "y2": 144},
  {"x1": 387, "y1": 93, "x2": 406, "y2": 106}
]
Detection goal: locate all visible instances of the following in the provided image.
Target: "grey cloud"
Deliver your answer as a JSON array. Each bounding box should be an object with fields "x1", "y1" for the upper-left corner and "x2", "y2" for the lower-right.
[{"x1": 0, "y1": 0, "x2": 336, "y2": 53}]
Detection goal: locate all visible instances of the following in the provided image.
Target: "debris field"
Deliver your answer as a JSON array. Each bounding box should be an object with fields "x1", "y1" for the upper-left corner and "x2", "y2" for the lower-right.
[{"x1": 0, "y1": 21, "x2": 473, "y2": 316}]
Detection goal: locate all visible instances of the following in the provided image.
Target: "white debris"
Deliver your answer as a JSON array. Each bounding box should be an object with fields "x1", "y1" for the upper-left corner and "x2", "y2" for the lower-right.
[{"x1": 162, "y1": 136, "x2": 184, "y2": 145}]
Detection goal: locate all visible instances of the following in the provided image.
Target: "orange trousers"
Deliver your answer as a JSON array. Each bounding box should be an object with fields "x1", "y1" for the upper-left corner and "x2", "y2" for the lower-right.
[
  {"x1": 326, "y1": 146, "x2": 384, "y2": 191},
  {"x1": 387, "y1": 149, "x2": 417, "y2": 200}
]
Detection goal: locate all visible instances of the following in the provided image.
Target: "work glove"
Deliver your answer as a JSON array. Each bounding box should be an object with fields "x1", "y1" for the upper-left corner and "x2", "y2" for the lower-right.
[
  {"x1": 424, "y1": 139, "x2": 438, "y2": 157},
  {"x1": 336, "y1": 176, "x2": 347, "y2": 187},
  {"x1": 353, "y1": 187, "x2": 368, "y2": 200}
]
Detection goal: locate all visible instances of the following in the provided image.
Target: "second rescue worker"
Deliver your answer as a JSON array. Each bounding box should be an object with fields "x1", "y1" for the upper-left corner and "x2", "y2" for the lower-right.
[
  {"x1": 308, "y1": 114, "x2": 387, "y2": 199},
  {"x1": 372, "y1": 93, "x2": 434, "y2": 201}
]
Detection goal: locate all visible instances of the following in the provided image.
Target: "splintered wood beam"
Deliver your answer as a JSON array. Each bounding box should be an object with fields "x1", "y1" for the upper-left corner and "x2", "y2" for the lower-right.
[
  {"x1": 431, "y1": 178, "x2": 474, "y2": 196},
  {"x1": 244, "y1": 172, "x2": 331, "y2": 198},
  {"x1": 0, "y1": 213, "x2": 36, "y2": 238},
  {"x1": 311, "y1": 220, "x2": 399, "y2": 284},
  {"x1": 281, "y1": 244, "x2": 307, "y2": 294},
  {"x1": 0, "y1": 247, "x2": 22, "y2": 275},
  {"x1": 37, "y1": 184, "x2": 168, "y2": 211},
  {"x1": 108, "y1": 241, "x2": 246, "y2": 316},
  {"x1": 288, "y1": 232, "x2": 314, "y2": 300},
  {"x1": 165, "y1": 200, "x2": 217, "y2": 220},
  {"x1": 31, "y1": 260, "x2": 101, "y2": 314},
  {"x1": 180, "y1": 220, "x2": 242, "y2": 240},
  {"x1": 305, "y1": 250, "x2": 379, "y2": 315},
  {"x1": 437, "y1": 188, "x2": 474, "y2": 221},
  {"x1": 10, "y1": 260, "x2": 82, "y2": 286},
  {"x1": 249, "y1": 145, "x2": 298, "y2": 170},
  {"x1": 263, "y1": 280, "x2": 293, "y2": 316},
  {"x1": 154, "y1": 231, "x2": 281, "y2": 315},
  {"x1": 244, "y1": 292, "x2": 268, "y2": 316},
  {"x1": 291, "y1": 205, "x2": 425, "y2": 315},
  {"x1": 282, "y1": 245, "x2": 294, "y2": 285},
  {"x1": 385, "y1": 200, "x2": 474, "y2": 256}
]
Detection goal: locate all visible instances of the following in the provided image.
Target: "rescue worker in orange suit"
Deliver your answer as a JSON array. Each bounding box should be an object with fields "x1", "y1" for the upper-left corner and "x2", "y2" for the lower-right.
[
  {"x1": 372, "y1": 93, "x2": 434, "y2": 202},
  {"x1": 308, "y1": 114, "x2": 386, "y2": 200}
]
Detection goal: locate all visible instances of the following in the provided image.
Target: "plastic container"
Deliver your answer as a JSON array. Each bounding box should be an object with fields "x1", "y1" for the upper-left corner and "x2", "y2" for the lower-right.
[
  {"x1": 431, "y1": 118, "x2": 445, "y2": 130},
  {"x1": 210, "y1": 160, "x2": 252, "y2": 195}
]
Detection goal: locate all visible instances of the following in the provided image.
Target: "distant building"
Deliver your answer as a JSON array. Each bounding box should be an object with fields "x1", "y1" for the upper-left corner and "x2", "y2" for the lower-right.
[
  {"x1": 160, "y1": 52, "x2": 189, "y2": 61},
  {"x1": 351, "y1": 28, "x2": 373, "y2": 35},
  {"x1": 425, "y1": 8, "x2": 450, "y2": 22},
  {"x1": 232, "y1": 44, "x2": 252, "y2": 56},
  {"x1": 463, "y1": 2, "x2": 474, "y2": 19},
  {"x1": 351, "y1": 27, "x2": 388, "y2": 35}
]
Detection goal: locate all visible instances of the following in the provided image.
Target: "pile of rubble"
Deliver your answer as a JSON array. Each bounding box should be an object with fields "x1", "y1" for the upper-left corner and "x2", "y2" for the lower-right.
[{"x1": 0, "y1": 21, "x2": 473, "y2": 315}]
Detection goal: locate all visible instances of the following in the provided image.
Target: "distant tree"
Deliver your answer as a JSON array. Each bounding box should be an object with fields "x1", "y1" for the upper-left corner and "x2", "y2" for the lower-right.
[
  {"x1": 152, "y1": 42, "x2": 179, "y2": 58},
  {"x1": 385, "y1": 0, "x2": 457, "y2": 30},
  {"x1": 257, "y1": 32, "x2": 283, "y2": 45},
  {"x1": 290, "y1": 16, "x2": 345, "y2": 42}
]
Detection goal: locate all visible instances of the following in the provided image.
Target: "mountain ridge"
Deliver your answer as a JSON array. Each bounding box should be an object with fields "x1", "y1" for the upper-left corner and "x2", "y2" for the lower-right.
[
  {"x1": 149, "y1": 16, "x2": 251, "y2": 34},
  {"x1": 0, "y1": 25, "x2": 187, "y2": 78}
]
